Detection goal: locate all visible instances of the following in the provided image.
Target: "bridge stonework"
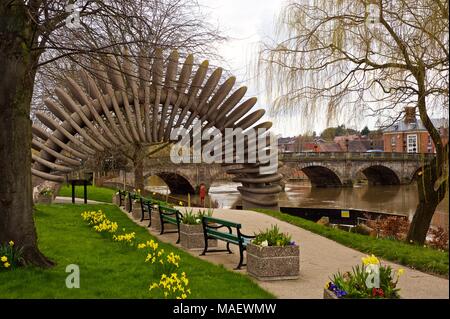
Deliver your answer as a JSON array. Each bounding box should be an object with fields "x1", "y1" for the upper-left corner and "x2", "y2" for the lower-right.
[
  {"x1": 141, "y1": 153, "x2": 432, "y2": 193},
  {"x1": 143, "y1": 163, "x2": 229, "y2": 194},
  {"x1": 279, "y1": 152, "x2": 432, "y2": 187}
]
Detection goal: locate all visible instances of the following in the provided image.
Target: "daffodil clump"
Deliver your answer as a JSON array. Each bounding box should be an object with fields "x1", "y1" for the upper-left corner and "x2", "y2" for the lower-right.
[
  {"x1": 138, "y1": 240, "x2": 190, "y2": 299},
  {"x1": 150, "y1": 272, "x2": 191, "y2": 299},
  {"x1": 113, "y1": 232, "x2": 136, "y2": 244},
  {"x1": 0, "y1": 241, "x2": 23, "y2": 270},
  {"x1": 325, "y1": 254, "x2": 404, "y2": 298},
  {"x1": 81, "y1": 210, "x2": 118, "y2": 233}
]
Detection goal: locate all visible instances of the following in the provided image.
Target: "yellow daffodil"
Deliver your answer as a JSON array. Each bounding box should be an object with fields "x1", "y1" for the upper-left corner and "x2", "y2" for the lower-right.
[
  {"x1": 361, "y1": 254, "x2": 379, "y2": 265},
  {"x1": 1, "y1": 256, "x2": 7, "y2": 262},
  {"x1": 9, "y1": 241, "x2": 14, "y2": 246},
  {"x1": 397, "y1": 268, "x2": 405, "y2": 276},
  {"x1": 4, "y1": 262, "x2": 11, "y2": 268}
]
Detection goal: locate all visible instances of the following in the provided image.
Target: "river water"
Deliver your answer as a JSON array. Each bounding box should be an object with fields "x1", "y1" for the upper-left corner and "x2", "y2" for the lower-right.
[{"x1": 146, "y1": 178, "x2": 449, "y2": 229}]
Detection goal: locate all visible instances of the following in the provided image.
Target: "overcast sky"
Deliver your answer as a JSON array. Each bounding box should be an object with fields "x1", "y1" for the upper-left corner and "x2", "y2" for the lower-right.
[{"x1": 198, "y1": 0, "x2": 377, "y2": 137}]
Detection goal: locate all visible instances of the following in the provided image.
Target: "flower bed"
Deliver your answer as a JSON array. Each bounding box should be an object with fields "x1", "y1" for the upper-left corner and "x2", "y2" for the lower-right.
[
  {"x1": 81, "y1": 209, "x2": 191, "y2": 299},
  {"x1": 324, "y1": 254, "x2": 403, "y2": 299}
]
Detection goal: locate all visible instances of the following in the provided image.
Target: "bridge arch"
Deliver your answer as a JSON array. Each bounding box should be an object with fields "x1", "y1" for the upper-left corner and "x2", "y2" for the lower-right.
[
  {"x1": 358, "y1": 165, "x2": 401, "y2": 185},
  {"x1": 300, "y1": 165, "x2": 343, "y2": 187},
  {"x1": 144, "y1": 172, "x2": 195, "y2": 194},
  {"x1": 31, "y1": 48, "x2": 282, "y2": 209}
]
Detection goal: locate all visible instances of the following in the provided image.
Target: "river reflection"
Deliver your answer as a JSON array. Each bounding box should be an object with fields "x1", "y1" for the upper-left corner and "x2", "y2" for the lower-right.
[{"x1": 146, "y1": 178, "x2": 448, "y2": 229}]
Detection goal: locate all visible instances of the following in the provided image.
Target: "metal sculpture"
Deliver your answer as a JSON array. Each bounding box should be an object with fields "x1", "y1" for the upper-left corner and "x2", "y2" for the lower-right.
[{"x1": 31, "y1": 49, "x2": 282, "y2": 209}]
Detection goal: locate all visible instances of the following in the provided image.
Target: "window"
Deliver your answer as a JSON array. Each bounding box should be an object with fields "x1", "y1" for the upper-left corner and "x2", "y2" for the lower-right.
[
  {"x1": 407, "y1": 134, "x2": 417, "y2": 153},
  {"x1": 390, "y1": 136, "x2": 396, "y2": 150}
]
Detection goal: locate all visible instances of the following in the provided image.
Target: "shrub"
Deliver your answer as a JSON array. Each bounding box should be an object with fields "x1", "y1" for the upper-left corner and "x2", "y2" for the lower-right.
[
  {"x1": 0, "y1": 241, "x2": 24, "y2": 270},
  {"x1": 252, "y1": 225, "x2": 294, "y2": 247},
  {"x1": 365, "y1": 215, "x2": 409, "y2": 240},
  {"x1": 427, "y1": 226, "x2": 449, "y2": 251}
]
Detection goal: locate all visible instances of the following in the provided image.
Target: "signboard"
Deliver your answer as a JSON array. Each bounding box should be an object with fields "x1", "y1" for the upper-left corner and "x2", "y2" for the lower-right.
[{"x1": 341, "y1": 210, "x2": 350, "y2": 218}]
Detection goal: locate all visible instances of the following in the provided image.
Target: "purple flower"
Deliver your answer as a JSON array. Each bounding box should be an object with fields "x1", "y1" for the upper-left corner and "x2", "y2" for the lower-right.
[{"x1": 289, "y1": 241, "x2": 296, "y2": 246}]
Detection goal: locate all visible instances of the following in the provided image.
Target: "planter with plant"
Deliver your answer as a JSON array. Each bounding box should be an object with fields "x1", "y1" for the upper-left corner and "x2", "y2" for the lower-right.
[
  {"x1": 36, "y1": 187, "x2": 53, "y2": 204},
  {"x1": 324, "y1": 254, "x2": 403, "y2": 299},
  {"x1": 247, "y1": 225, "x2": 299, "y2": 281},
  {"x1": 180, "y1": 208, "x2": 217, "y2": 250}
]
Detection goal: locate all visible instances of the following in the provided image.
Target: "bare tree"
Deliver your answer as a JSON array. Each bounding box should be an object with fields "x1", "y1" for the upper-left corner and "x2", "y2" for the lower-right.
[
  {"x1": 32, "y1": 0, "x2": 225, "y2": 193},
  {"x1": 259, "y1": 0, "x2": 449, "y2": 244},
  {"x1": 0, "y1": 0, "x2": 223, "y2": 267}
]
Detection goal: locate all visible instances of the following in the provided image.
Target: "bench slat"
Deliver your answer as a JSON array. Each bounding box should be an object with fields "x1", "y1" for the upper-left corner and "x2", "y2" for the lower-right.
[
  {"x1": 203, "y1": 216, "x2": 241, "y2": 228},
  {"x1": 206, "y1": 228, "x2": 240, "y2": 244}
]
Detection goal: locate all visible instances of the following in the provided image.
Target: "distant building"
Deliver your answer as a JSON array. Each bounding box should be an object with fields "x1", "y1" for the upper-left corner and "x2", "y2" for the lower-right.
[
  {"x1": 278, "y1": 137, "x2": 298, "y2": 153},
  {"x1": 383, "y1": 107, "x2": 448, "y2": 153}
]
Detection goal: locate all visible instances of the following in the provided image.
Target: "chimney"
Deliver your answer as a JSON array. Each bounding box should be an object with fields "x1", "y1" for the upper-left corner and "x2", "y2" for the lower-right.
[{"x1": 404, "y1": 107, "x2": 416, "y2": 124}]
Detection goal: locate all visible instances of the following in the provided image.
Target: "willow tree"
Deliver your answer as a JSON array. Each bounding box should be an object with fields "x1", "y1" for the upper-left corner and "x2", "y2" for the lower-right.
[{"x1": 259, "y1": 0, "x2": 448, "y2": 244}]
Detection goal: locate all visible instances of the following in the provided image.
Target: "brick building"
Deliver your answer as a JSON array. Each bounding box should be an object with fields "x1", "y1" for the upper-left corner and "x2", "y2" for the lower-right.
[{"x1": 383, "y1": 107, "x2": 448, "y2": 153}]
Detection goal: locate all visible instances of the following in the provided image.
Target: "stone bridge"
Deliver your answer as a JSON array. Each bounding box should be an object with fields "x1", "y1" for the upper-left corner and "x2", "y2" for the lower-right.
[
  {"x1": 143, "y1": 152, "x2": 434, "y2": 193},
  {"x1": 143, "y1": 159, "x2": 231, "y2": 194},
  {"x1": 279, "y1": 152, "x2": 434, "y2": 187}
]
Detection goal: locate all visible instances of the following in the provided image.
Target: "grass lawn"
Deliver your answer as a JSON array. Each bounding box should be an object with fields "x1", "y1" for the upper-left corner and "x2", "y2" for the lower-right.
[
  {"x1": 0, "y1": 204, "x2": 273, "y2": 298},
  {"x1": 255, "y1": 209, "x2": 449, "y2": 277},
  {"x1": 57, "y1": 185, "x2": 116, "y2": 203}
]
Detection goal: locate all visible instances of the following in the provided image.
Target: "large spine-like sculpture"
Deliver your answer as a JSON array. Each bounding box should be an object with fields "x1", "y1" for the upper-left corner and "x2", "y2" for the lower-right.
[{"x1": 31, "y1": 49, "x2": 282, "y2": 209}]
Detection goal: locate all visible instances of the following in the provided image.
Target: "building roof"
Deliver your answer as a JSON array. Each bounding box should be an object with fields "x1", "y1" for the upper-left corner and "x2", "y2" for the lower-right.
[{"x1": 383, "y1": 118, "x2": 448, "y2": 133}]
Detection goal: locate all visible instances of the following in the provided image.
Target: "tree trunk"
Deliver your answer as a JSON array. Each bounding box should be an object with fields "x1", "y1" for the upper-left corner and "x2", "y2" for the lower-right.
[
  {"x1": 133, "y1": 145, "x2": 145, "y2": 192},
  {"x1": 406, "y1": 155, "x2": 446, "y2": 245},
  {"x1": 134, "y1": 157, "x2": 145, "y2": 192},
  {"x1": 406, "y1": 66, "x2": 448, "y2": 245},
  {"x1": 0, "y1": 4, "x2": 53, "y2": 267}
]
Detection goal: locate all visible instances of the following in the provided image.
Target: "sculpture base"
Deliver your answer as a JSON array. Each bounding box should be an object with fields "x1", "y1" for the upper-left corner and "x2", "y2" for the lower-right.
[{"x1": 241, "y1": 199, "x2": 279, "y2": 212}]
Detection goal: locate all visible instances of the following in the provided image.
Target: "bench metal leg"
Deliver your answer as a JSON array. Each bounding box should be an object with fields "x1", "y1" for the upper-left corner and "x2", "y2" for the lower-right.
[
  {"x1": 226, "y1": 242, "x2": 232, "y2": 254},
  {"x1": 176, "y1": 224, "x2": 181, "y2": 244},
  {"x1": 235, "y1": 245, "x2": 245, "y2": 270},
  {"x1": 200, "y1": 236, "x2": 209, "y2": 256},
  {"x1": 147, "y1": 212, "x2": 152, "y2": 227}
]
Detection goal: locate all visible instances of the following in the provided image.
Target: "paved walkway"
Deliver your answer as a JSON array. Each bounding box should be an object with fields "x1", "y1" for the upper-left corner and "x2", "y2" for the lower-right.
[
  {"x1": 54, "y1": 196, "x2": 105, "y2": 204},
  {"x1": 122, "y1": 206, "x2": 448, "y2": 299}
]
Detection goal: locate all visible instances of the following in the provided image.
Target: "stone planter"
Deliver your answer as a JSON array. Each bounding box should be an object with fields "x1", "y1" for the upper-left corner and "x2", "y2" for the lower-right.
[
  {"x1": 323, "y1": 288, "x2": 339, "y2": 299},
  {"x1": 247, "y1": 243, "x2": 299, "y2": 281},
  {"x1": 150, "y1": 208, "x2": 177, "y2": 232},
  {"x1": 150, "y1": 210, "x2": 161, "y2": 231},
  {"x1": 36, "y1": 194, "x2": 53, "y2": 204},
  {"x1": 180, "y1": 224, "x2": 217, "y2": 250},
  {"x1": 131, "y1": 200, "x2": 141, "y2": 220},
  {"x1": 112, "y1": 193, "x2": 119, "y2": 206}
]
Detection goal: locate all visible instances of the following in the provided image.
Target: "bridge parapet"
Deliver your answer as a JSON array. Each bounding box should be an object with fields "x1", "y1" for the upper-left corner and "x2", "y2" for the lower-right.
[{"x1": 280, "y1": 152, "x2": 435, "y2": 162}]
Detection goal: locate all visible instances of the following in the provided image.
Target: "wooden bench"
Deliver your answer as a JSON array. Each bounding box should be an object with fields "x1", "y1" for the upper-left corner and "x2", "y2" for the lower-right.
[
  {"x1": 118, "y1": 190, "x2": 127, "y2": 207},
  {"x1": 127, "y1": 191, "x2": 140, "y2": 213},
  {"x1": 201, "y1": 216, "x2": 255, "y2": 270},
  {"x1": 139, "y1": 197, "x2": 155, "y2": 227},
  {"x1": 159, "y1": 205, "x2": 183, "y2": 244}
]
